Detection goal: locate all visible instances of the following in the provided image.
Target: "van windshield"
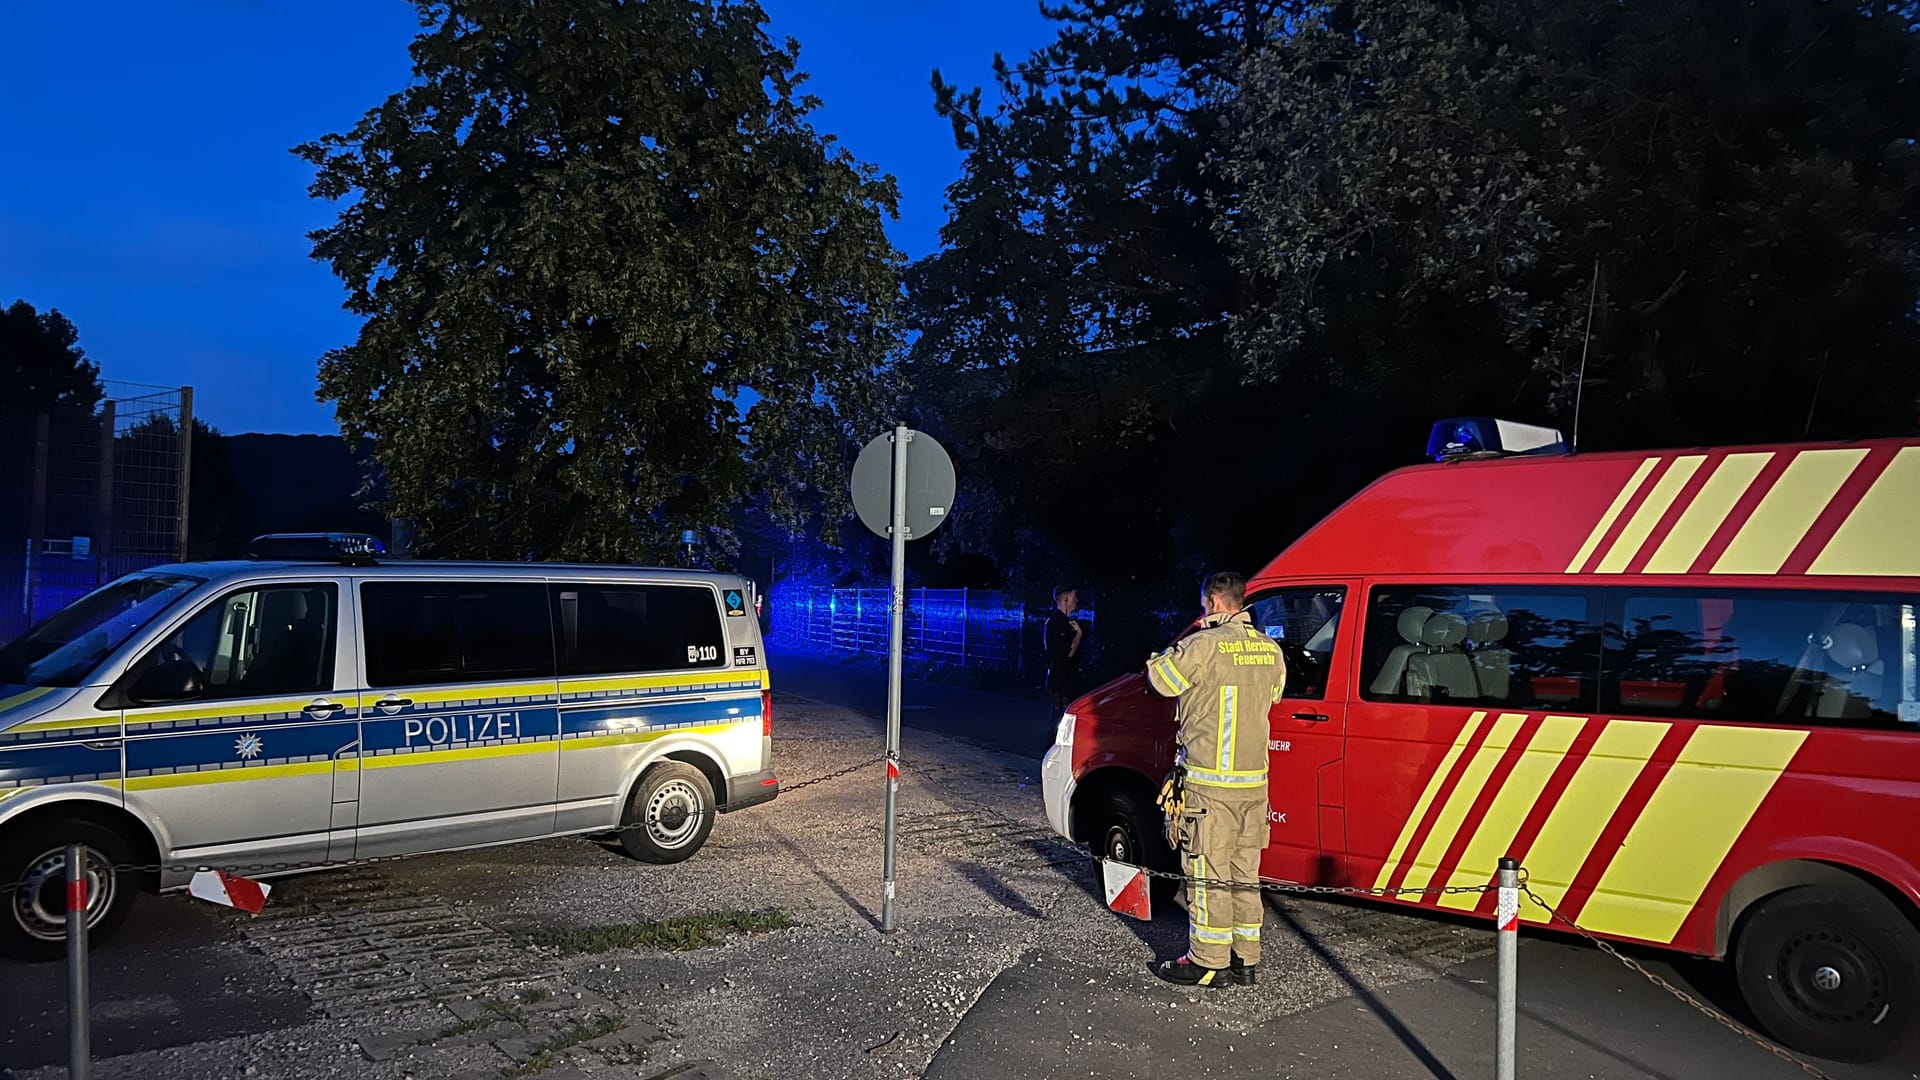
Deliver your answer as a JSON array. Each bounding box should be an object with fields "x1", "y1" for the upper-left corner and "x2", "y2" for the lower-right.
[{"x1": 0, "y1": 573, "x2": 204, "y2": 689}]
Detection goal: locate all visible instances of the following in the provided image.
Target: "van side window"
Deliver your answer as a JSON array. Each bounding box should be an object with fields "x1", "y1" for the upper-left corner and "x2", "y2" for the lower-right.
[
  {"x1": 1605, "y1": 589, "x2": 1920, "y2": 730},
  {"x1": 550, "y1": 583, "x2": 727, "y2": 676},
  {"x1": 361, "y1": 582, "x2": 555, "y2": 688},
  {"x1": 131, "y1": 583, "x2": 338, "y2": 703},
  {"x1": 1245, "y1": 587, "x2": 1346, "y2": 700},
  {"x1": 1362, "y1": 586, "x2": 1601, "y2": 709}
]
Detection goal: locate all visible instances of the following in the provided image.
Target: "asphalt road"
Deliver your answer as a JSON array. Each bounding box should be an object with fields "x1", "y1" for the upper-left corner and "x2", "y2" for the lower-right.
[{"x1": 772, "y1": 645, "x2": 1920, "y2": 1080}]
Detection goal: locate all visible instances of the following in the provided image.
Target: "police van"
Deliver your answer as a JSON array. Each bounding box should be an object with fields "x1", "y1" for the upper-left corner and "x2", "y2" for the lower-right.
[{"x1": 0, "y1": 534, "x2": 777, "y2": 959}]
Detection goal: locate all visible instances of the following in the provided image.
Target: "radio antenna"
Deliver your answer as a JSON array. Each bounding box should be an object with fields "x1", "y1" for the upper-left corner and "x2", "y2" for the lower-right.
[{"x1": 1571, "y1": 259, "x2": 1599, "y2": 454}]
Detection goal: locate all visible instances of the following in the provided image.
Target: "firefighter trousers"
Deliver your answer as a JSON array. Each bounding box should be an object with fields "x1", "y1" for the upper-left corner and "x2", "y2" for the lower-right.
[{"x1": 1177, "y1": 785, "x2": 1267, "y2": 969}]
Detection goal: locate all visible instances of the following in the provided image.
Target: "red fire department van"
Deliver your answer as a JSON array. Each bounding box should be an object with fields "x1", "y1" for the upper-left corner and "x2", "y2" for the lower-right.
[{"x1": 1041, "y1": 418, "x2": 1920, "y2": 1062}]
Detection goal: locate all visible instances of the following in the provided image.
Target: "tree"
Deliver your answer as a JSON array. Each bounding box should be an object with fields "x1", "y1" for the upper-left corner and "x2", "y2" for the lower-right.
[
  {"x1": 1223, "y1": 0, "x2": 1920, "y2": 447},
  {"x1": 1, "y1": 300, "x2": 102, "y2": 417},
  {"x1": 906, "y1": 2, "x2": 1295, "y2": 589},
  {"x1": 298, "y1": 0, "x2": 902, "y2": 563}
]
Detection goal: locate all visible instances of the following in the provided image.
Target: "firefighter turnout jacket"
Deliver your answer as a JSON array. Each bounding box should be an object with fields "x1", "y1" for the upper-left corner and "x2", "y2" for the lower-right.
[{"x1": 1145, "y1": 609, "x2": 1287, "y2": 791}]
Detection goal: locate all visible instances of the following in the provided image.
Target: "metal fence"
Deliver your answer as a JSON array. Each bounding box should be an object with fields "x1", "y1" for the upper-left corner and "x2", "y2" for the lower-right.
[
  {"x1": 1, "y1": 382, "x2": 193, "y2": 643},
  {"x1": 768, "y1": 583, "x2": 1101, "y2": 677}
]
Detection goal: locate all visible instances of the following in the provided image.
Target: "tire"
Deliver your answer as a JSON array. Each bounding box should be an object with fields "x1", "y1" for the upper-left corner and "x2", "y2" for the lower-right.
[
  {"x1": 617, "y1": 762, "x2": 716, "y2": 865},
  {"x1": 1734, "y1": 881, "x2": 1920, "y2": 1063},
  {"x1": 1088, "y1": 785, "x2": 1180, "y2": 906},
  {"x1": 0, "y1": 817, "x2": 143, "y2": 962}
]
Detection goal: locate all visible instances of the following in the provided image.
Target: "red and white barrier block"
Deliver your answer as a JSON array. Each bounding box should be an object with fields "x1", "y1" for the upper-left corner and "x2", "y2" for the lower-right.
[
  {"x1": 187, "y1": 870, "x2": 271, "y2": 915},
  {"x1": 1102, "y1": 860, "x2": 1152, "y2": 921}
]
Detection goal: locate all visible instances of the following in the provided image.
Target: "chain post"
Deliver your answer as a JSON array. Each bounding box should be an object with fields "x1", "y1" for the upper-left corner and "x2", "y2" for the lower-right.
[
  {"x1": 1495, "y1": 857, "x2": 1519, "y2": 1080},
  {"x1": 66, "y1": 843, "x2": 92, "y2": 1080}
]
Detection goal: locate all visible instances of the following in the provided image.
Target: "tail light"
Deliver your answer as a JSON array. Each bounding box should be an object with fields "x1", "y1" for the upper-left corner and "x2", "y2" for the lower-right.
[{"x1": 762, "y1": 688, "x2": 773, "y2": 737}]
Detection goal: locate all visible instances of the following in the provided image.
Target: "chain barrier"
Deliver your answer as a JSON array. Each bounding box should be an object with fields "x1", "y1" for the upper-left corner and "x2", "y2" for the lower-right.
[
  {"x1": 0, "y1": 755, "x2": 889, "y2": 900},
  {"x1": 1518, "y1": 884, "x2": 1835, "y2": 1080}
]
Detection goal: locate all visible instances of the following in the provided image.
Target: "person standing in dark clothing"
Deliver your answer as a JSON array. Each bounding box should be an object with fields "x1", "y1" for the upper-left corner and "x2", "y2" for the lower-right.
[{"x1": 1045, "y1": 586, "x2": 1085, "y2": 720}]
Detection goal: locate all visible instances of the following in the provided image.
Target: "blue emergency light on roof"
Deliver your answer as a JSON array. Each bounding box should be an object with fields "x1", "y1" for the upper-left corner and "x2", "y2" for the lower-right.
[
  {"x1": 1427, "y1": 418, "x2": 1569, "y2": 462},
  {"x1": 246, "y1": 532, "x2": 387, "y2": 564}
]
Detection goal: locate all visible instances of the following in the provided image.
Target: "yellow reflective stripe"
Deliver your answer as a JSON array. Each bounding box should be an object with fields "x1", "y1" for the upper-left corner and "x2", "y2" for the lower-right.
[
  {"x1": 1218, "y1": 685, "x2": 1237, "y2": 772},
  {"x1": 1438, "y1": 715, "x2": 1587, "y2": 910},
  {"x1": 1518, "y1": 719, "x2": 1669, "y2": 923},
  {"x1": 1714, "y1": 448, "x2": 1869, "y2": 574},
  {"x1": 1594, "y1": 456, "x2": 1706, "y2": 573},
  {"x1": 1399, "y1": 712, "x2": 1527, "y2": 894},
  {"x1": 1644, "y1": 453, "x2": 1773, "y2": 573},
  {"x1": 1184, "y1": 767, "x2": 1266, "y2": 788},
  {"x1": 1150, "y1": 654, "x2": 1192, "y2": 696},
  {"x1": 361, "y1": 740, "x2": 555, "y2": 770},
  {"x1": 1232, "y1": 923, "x2": 1262, "y2": 938},
  {"x1": 561, "y1": 721, "x2": 746, "y2": 752},
  {"x1": 124, "y1": 697, "x2": 324, "y2": 725},
  {"x1": 1811, "y1": 446, "x2": 1920, "y2": 576},
  {"x1": 1373, "y1": 711, "x2": 1488, "y2": 890},
  {"x1": 0, "y1": 686, "x2": 57, "y2": 715},
  {"x1": 403, "y1": 681, "x2": 557, "y2": 706},
  {"x1": 1566, "y1": 458, "x2": 1659, "y2": 572},
  {"x1": 125, "y1": 760, "x2": 335, "y2": 792},
  {"x1": 1580, "y1": 725, "x2": 1806, "y2": 944},
  {"x1": 1191, "y1": 854, "x2": 1209, "y2": 927},
  {"x1": 561, "y1": 671, "x2": 764, "y2": 696},
  {"x1": 1190, "y1": 924, "x2": 1234, "y2": 944}
]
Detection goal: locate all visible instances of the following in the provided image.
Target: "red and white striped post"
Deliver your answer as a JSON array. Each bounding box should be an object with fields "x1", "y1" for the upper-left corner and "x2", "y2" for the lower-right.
[{"x1": 1495, "y1": 856, "x2": 1519, "y2": 1080}]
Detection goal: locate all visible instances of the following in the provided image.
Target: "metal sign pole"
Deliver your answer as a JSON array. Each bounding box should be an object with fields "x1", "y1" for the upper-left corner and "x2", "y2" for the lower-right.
[
  {"x1": 881, "y1": 425, "x2": 909, "y2": 932},
  {"x1": 67, "y1": 843, "x2": 92, "y2": 1080}
]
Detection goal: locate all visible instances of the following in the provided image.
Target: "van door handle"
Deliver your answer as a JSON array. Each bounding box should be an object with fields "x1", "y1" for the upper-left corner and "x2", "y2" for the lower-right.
[
  {"x1": 375, "y1": 697, "x2": 413, "y2": 710},
  {"x1": 304, "y1": 700, "x2": 344, "y2": 717},
  {"x1": 1291, "y1": 712, "x2": 1331, "y2": 723},
  {"x1": 83, "y1": 739, "x2": 119, "y2": 750}
]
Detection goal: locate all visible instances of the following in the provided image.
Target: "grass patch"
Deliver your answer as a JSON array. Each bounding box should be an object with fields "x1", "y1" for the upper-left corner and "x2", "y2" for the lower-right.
[
  {"x1": 526, "y1": 909, "x2": 794, "y2": 956},
  {"x1": 498, "y1": 1015, "x2": 625, "y2": 1078},
  {"x1": 437, "y1": 999, "x2": 518, "y2": 1040}
]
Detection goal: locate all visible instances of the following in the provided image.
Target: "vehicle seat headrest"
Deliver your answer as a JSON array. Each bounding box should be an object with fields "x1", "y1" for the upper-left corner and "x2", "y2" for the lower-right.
[
  {"x1": 1468, "y1": 612, "x2": 1509, "y2": 646},
  {"x1": 1397, "y1": 606, "x2": 1435, "y2": 647},
  {"x1": 1825, "y1": 623, "x2": 1879, "y2": 671},
  {"x1": 1422, "y1": 612, "x2": 1468, "y2": 649}
]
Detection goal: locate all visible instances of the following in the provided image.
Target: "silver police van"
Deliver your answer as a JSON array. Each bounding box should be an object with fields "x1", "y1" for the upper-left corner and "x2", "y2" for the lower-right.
[{"x1": 0, "y1": 534, "x2": 776, "y2": 959}]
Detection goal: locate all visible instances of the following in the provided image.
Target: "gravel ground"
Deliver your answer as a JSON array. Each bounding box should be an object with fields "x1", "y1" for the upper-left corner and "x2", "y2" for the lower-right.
[{"x1": 9, "y1": 702, "x2": 1494, "y2": 1080}]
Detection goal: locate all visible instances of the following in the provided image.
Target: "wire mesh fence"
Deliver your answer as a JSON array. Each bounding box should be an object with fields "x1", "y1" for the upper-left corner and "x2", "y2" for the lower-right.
[
  {"x1": 768, "y1": 584, "x2": 1056, "y2": 675},
  {"x1": 1, "y1": 381, "x2": 191, "y2": 643}
]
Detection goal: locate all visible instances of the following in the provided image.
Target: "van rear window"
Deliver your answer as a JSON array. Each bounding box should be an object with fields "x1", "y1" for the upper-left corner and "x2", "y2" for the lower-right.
[
  {"x1": 1605, "y1": 588, "x2": 1919, "y2": 730},
  {"x1": 550, "y1": 583, "x2": 727, "y2": 676}
]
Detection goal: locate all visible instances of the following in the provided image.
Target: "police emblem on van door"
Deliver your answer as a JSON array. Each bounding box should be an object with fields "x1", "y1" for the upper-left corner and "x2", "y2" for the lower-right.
[{"x1": 235, "y1": 732, "x2": 264, "y2": 760}]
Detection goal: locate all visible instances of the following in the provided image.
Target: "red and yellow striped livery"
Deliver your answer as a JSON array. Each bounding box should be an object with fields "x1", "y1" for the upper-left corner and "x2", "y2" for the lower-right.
[{"x1": 1043, "y1": 432, "x2": 1920, "y2": 1063}]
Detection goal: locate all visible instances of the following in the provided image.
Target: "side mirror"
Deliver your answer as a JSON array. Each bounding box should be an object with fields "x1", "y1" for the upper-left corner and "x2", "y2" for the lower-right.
[{"x1": 131, "y1": 658, "x2": 204, "y2": 704}]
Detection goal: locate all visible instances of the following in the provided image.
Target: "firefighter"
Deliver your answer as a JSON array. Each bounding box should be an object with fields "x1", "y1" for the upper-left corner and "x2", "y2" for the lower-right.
[{"x1": 1144, "y1": 571, "x2": 1285, "y2": 988}]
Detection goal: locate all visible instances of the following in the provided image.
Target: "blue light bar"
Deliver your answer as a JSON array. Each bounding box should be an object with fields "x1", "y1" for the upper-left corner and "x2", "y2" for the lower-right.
[
  {"x1": 247, "y1": 532, "x2": 387, "y2": 564},
  {"x1": 1427, "y1": 418, "x2": 1568, "y2": 462}
]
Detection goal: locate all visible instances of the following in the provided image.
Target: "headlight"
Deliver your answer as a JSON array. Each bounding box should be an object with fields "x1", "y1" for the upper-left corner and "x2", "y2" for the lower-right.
[{"x1": 1054, "y1": 712, "x2": 1076, "y2": 747}]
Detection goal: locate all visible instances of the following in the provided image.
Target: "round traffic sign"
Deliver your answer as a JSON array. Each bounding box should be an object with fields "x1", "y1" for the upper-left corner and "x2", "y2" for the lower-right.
[{"x1": 851, "y1": 429, "x2": 957, "y2": 541}]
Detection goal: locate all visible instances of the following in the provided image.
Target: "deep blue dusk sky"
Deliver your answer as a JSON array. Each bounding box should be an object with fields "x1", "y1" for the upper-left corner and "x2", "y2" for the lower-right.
[{"x1": 0, "y1": 1, "x2": 1056, "y2": 435}]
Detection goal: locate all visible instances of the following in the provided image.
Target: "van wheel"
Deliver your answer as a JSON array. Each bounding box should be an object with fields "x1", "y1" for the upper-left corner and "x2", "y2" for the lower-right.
[
  {"x1": 618, "y1": 762, "x2": 716, "y2": 865},
  {"x1": 0, "y1": 818, "x2": 142, "y2": 962},
  {"x1": 1090, "y1": 787, "x2": 1179, "y2": 906},
  {"x1": 1734, "y1": 881, "x2": 1919, "y2": 1063}
]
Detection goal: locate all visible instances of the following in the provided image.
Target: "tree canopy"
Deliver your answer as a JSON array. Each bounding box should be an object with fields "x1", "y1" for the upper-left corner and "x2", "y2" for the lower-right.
[
  {"x1": 908, "y1": 0, "x2": 1920, "y2": 594},
  {"x1": 1, "y1": 299, "x2": 102, "y2": 418},
  {"x1": 300, "y1": 0, "x2": 903, "y2": 563}
]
